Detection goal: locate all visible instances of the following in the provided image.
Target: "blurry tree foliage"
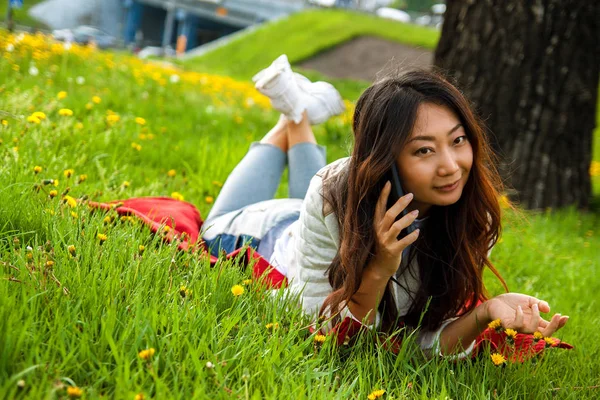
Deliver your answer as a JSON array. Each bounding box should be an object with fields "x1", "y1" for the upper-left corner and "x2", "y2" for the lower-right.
[
  {"x1": 405, "y1": 0, "x2": 438, "y2": 12},
  {"x1": 434, "y1": 0, "x2": 599, "y2": 210},
  {"x1": 389, "y1": 0, "x2": 439, "y2": 12}
]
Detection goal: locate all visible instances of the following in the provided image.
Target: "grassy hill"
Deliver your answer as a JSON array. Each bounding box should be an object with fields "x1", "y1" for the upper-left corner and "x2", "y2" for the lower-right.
[
  {"x1": 183, "y1": 9, "x2": 439, "y2": 101},
  {"x1": 1, "y1": 28, "x2": 599, "y2": 399}
]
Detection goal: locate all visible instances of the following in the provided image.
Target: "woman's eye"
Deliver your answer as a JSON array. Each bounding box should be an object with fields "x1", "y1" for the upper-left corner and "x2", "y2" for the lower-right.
[
  {"x1": 454, "y1": 135, "x2": 468, "y2": 145},
  {"x1": 415, "y1": 147, "x2": 432, "y2": 155}
]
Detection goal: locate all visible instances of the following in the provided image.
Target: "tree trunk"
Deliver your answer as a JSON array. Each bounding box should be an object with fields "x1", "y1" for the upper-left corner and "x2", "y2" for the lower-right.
[{"x1": 434, "y1": 0, "x2": 599, "y2": 210}]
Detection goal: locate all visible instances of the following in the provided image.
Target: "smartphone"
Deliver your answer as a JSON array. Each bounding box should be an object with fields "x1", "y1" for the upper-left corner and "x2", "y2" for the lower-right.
[{"x1": 386, "y1": 163, "x2": 416, "y2": 240}]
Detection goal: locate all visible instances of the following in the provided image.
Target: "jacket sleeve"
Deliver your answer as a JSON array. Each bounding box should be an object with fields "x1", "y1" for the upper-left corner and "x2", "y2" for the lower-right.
[
  {"x1": 287, "y1": 173, "x2": 339, "y2": 317},
  {"x1": 418, "y1": 318, "x2": 476, "y2": 359},
  {"x1": 287, "y1": 172, "x2": 381, "y2": 335}
]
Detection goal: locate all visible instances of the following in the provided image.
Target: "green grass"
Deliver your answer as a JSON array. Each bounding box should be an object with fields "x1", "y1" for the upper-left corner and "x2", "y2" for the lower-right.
[{"x1": 1, "y1": 28, "x2": 600, "y2": 399}]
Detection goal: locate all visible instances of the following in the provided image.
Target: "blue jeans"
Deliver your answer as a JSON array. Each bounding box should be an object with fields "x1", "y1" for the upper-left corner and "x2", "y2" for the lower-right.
[
  {"x1": 206, "y1": 142, "x2": 327, "y2": 221},
  {"x1": 203, "y1": 142, "x2": 327, "y2": 259}
]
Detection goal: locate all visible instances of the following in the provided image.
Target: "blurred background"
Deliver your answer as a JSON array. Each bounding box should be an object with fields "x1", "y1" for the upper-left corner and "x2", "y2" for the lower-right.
[{"x1": 2, "y1": 0, "x2": 446, "y2": 54}]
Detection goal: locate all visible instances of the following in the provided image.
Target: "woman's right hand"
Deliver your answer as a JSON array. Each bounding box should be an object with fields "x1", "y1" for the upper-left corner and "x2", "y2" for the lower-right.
[{"x1": 370, "y1": 181, "x2": 421, "y2": 278}]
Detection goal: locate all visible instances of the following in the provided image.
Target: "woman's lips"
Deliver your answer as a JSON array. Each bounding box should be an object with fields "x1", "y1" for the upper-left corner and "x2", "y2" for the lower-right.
[{"x1": 434, "y1": 179, "x2": 460, "y2": 191}]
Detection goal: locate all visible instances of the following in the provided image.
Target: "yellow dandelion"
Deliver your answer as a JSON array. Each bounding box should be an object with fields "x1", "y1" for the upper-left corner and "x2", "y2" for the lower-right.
[
  {"x1": 58, "y1": 108, "x2": 73, "y2": 117},
  {"x1": 34, "y1": 165, "x2": 43, "y2": 174},
  {"x1": 167, "y1": 169, "x2": 176, "y2": 177},
  {"x1": 138, "y1": 245, "x2": 145, "y2": 254},
  {"x1": 32, "y1": 111, "x2": 46, "y2": 120},
  {"x1": 367, "y1": 389, "x2": 386, "y2": 400},
  {"x1": 314, "y1": 334, "x2": 327, "y2": 343},
  {"x1": 179, "y1": 286, "x2": 191, "y2": 298},
  {"x1": 488, "y1": 319, "x2": 502, "y2": 331},
  {"x1": 97, "y1": 233, "x2": 107, "y2": 243},
  {"x1": 64, "y1": 169, "x2": 74, "y2": 178},
  {"x1": 45, "y1": 260, "x2": 55, "y2": 267},
  {"x1": 162, "y1": 225, "x2": 171, "y2": 233},
  {"x1": 53, "y1": 179, "x2": 60, "y2": 187},
  {"x1": 27, "y1": 115, "x2": 41, "y2": 124},
  {"x1": 122, "y1": 181, "x2": 130, "y2": 188},
  {"x1": 66, "y1": 386, "x2": 82, "y2": 398},
  {"x1": 63, "y1": 195, "x2": 77, "y2": 208},
  {"x1": 499, "y1": 194, "x2": 511, "y2": 209},
  {"x1": 544, "y1": 337, "x2": 557, "y2": 347},
  {"x1": 85, "y1": 102, "x2": 93, "y2": 110},
  {"x1": 1, "y1": 119, "x2": 7, "y2": 126},
  {"x1": 134, "y1": 394, "x2": 145, "y2": 400},
  {"x1": 590, "y1": 161, "x2": 600, "y2": 177},
  {"x1": 138, "y1": 348, "x2": 155, "y2": 360},
  {"x1": 103, "y1": 216, "x2": 113, "y2": 224},
  {"x1": 135, "y1": 117, "x2": 146, "y2": 126},
  {"x1": 265, "y1": 322, "x2": 279, "y2": 330},
  {"x1": 131, "y1": 142, "x2": 142, "y2": 151},
  {"x1": 171, "y1": 192, "x2": 184, "y2": 201},
  {"x1": 75, "y1": 122, "x2": 84, "y2": 129},
  {"x1": 92, "y1": 96, "x2": 101, "y2": 104},
  {"x1": 533, "y1": 331, "x2": 544, "y2": 341},
  {"x1": 231, "y1": 284, "x2": 244, "y2": 296},
  {"x1": 505, "y1": 328, "x2": 517, "y2": 339},
  {"x1": 67, "y1": 245, "x2": 76, "y2": 256},
  {"x1": 491, "y1": 352, "x2": 506, "y2": 366},
  {"x1": 71, "y1": 211, "x2": 78, "y2": 218},
  {"x1": 49, "y1": 190, "x2": 58, "y2": 198},
  {"x1": 77, "y1": 174, "x2": 87, "y2": 183},
  {"x1": 57, "y1": 91, "x2": 67, "y2": 100},
  {"x1": 205, "y1": 196, "x2": 214, "y2": 204},
  {"x1": 106, "y1": 114, "x2": 120, "y2": 124},
  {"x1": 243, "y1": 279, "x2": 252, "y2": 285}
]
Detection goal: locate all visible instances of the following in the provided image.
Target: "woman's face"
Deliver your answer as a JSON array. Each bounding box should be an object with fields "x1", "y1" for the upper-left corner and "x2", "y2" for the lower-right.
[{"x1": 396, "y1": 102, "x2": 473, "y2": 216}]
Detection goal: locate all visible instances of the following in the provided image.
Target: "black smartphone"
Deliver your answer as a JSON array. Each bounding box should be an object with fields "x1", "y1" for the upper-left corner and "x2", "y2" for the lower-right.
[{"x1": 385, "y1": 163, "x2": 416, "y2": 240}]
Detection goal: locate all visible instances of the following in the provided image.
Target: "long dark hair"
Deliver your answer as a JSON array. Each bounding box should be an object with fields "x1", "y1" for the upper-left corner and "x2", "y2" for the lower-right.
[{"x1": 321, "y1": 70, "x2": 507, "y2": 332}]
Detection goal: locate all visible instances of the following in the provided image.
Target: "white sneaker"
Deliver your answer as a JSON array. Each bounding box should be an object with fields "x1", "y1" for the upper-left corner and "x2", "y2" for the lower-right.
[
  {"x1": 295, "y1": 73, "x2": 346, "y2": 125},
  {"x1": 251, "y1": 54, "x2": 290, "y2": 84},
  {"x1": 253, "y1": 55, "x2": 305, "y2": 123}
]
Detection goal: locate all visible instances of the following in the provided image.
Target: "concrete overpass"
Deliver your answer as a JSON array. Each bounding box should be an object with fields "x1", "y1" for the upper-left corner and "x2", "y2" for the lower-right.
[{"x1": 126, "y1": 0, "x2": 306, "y2": 50}]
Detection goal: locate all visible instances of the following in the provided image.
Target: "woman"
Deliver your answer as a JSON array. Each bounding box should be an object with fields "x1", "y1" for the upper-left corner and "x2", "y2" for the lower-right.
[{"x1": 201, "y1": 55, "x2": 569, "y2": 358}]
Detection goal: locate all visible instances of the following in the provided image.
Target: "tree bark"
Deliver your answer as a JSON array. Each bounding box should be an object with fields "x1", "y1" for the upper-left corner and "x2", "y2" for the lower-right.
[{"x1": 434, "y1": 0, "x2": 599, "y2": 210}]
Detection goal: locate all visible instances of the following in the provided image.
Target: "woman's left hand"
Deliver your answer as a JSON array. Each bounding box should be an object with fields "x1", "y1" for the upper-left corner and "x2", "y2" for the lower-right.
[{"x1": 485, "y1": 293, "x2": 569, "y2": 337}]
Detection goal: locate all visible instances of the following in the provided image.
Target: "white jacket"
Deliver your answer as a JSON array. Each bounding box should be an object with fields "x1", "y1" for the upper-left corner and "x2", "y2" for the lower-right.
[{"x1": 272, "y1": 157, "x2": 475, "y2": 358}]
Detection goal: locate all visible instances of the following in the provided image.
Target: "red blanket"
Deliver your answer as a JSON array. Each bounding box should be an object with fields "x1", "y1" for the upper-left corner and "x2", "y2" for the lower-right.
[{"x1": 88, "y1": 196, "x2": 572, "y2": 361}]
